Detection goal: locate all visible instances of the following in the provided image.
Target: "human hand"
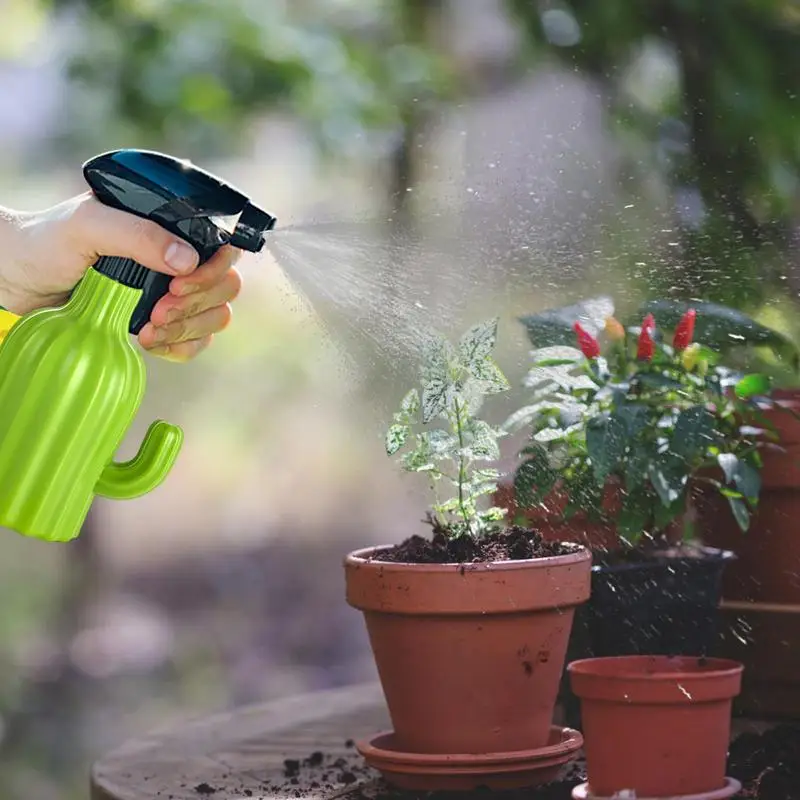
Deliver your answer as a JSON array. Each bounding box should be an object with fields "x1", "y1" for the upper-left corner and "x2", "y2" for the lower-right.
[{"x1": 0, "y1": 192, "x2": 242, "y2": 362}]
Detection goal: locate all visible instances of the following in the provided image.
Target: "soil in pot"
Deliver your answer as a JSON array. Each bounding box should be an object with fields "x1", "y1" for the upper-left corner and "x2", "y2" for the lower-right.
[
  {"x1": 373, "y1": 525, "x2": 570, "y2": 563},
  {"x1": 568, "y1": 655, "x2": 743, "y2": 798},
  {"x1": 344, "y1": 525, "x2": 591, "y2": 758}
]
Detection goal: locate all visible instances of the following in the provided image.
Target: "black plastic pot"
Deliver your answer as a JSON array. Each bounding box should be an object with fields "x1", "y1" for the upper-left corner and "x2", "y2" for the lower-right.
[{"x1": 561, "y1": 545, "x2": 735, "y2": 727}]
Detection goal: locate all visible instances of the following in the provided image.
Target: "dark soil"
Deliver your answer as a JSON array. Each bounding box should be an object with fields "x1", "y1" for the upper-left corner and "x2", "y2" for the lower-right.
[
  {"x1": 371, "y1": 526, "x2": 577, "y2": 564},
  {"x1": 728, "y1": 724, "x2": 800, "y2": 799}
]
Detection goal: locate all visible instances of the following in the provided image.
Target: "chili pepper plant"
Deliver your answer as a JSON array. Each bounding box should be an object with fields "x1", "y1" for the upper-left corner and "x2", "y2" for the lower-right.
[{"x1": 506, "y1": 303, "x2": 779, "y2": 548}]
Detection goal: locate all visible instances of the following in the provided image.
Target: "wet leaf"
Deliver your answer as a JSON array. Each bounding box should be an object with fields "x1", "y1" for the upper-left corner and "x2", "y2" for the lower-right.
[
  {"x1": 514, "y1": 445, "x2": 558, "y2": 508},
  {"x1": 727, "y1": 496, "x2": 751, "y2": 532},
  {"x1": 672, "y1": 405, "x2": 716, "y2": 462},
  {"x1": 470, "y1": 356, "x2": 510, "y2": 393},
  {"x1": 586, "y1": 413, "x2": 627, "y2": 486},
  {"x1": 520, "y1": 296, "x2": 615, "y2": 348},
  {"x1": 421, "y1": 376, "x2": 449, "y2": 423},
  {"x1": 459, "y1": 318, "x2": 498, "y2": 370},
  {"x1": 640, "y1": 300, "x2": 800, "y2": 370},
  {"x1": 734, "y1": 373, "x2": 772, "y2": 398},
  {"x1": 385, "y1": 423, "x2": 409, "y2": 455}
]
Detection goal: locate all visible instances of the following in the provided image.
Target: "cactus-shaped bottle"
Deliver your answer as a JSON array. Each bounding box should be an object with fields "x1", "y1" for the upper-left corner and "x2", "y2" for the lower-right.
[
  {"x1": 0, "y1": 267, "x2": 182, "y2": 541},
  {"x1": 0, "y1": 149, "x2": 276, "y2": 541}
]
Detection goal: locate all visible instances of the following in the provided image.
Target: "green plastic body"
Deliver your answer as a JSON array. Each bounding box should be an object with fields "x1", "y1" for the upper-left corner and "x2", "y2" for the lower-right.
[{"x1": 0, "y1": 268, "x2": 183, "y2": 542}]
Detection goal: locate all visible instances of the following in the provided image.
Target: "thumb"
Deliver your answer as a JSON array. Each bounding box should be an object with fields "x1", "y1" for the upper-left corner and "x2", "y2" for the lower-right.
[{"x1": 69, "y1": 194, "x2": 199, "y2": 276}]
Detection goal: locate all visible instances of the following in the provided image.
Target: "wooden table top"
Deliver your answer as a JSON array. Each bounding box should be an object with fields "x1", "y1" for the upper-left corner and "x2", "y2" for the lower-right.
[
  {"x1": 90, "y1": 681, "x2": 771, "y2": 800},
  {"x1": 91, "y1": 683, "x2": 390, "y2": 800}
]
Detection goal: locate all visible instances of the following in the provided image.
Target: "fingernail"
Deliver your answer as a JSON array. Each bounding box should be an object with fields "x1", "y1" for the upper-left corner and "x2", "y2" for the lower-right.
[{"x1": 165, "y1": 241, "x2": 198, "y2": 274}]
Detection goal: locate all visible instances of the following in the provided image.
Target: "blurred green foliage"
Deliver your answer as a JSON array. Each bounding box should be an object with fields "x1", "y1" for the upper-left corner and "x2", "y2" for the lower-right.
[
  {"x1": 40, "y1": 0, "x2": 453, "y2": 159},
  {"x1": 506, "y1": 0, "x2": 800, "y2": 306},
  {"x1": 32, "y1": 0, "x2": 800, "y2": 310}
]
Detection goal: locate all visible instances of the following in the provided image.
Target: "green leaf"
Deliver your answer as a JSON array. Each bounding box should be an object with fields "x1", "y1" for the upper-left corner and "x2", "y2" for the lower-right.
[
  {"x1": 654, "y1": 495, "x2": 685, "y2": 533},
  {"x1": 420, "y1": 334, "x2": 456, "y2": 386},
  {"x1": 470, "y1": 356, "x2": 510, "y2": 393},
  {"x1": 503, "y1": 402, "x2": 550, "y2": 433},
  {"x1": 726, "y1": 496, "x2": 751, "y2": 532},
  {"x1": 585, "y1": 413, "x2": 627, "y2": 486},
  {"x1": 519, "y1": 296, "x2": 614, "y2": 348},
  {"x1": 386, "y1": 423, "x2": 409, "y2": 455},
  {"x1": 426, "y1": 428, "x2": 456, "y2": 458},
  {"x1": 615, "y1": 403, "x2": 649, "y2": 438},
  {"x1": 459, "y1": 318, "x2": 498, "y2": 370},
  {"x1": 617, "y1": 489, "x2": 651, "y2": 542},
  {"x1": 625, "y1": 444, "x2": 652, "y2": 492},
  {"x1": 421, "y1": 377, "x2": 449, "y2": 423},
  {"x1": 400, "y1": 388, "x2": 420, "y2": 418},
  {"x1": 735, "y1": 373, "x2": 773, "y2": 398},
  {"x1": 648, "y1": 459, "x2": 688, "y2": 506},
  {"x1": 478, "y1": 507, "x2": 507, "y2": 525},
  {"x1": 639, "y1": 299, "x2": 800, "y2": 370},
  {"x1": 671, "y1": 405, "x2": 716, "y2": 463},
  {"x1": 633, "y1": 372, "x2": 684, "y2": 391},
  {"x1": 402, "y1": 437, "x2": 435, "y2": 472},
  {"x1": 465, "y1": 419, "x2": 501, "y2": 460},
  {"x1": 514, "y1": 447, "x2": 558, "y2": 508},
  {"x1": 717, "y1": 453, "x2": 761, "y2": 502}
]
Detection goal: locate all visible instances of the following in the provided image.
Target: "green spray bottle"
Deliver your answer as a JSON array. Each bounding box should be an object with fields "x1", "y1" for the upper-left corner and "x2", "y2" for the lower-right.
[{"x1": 0, "y1": 150, "x2": 276, "y2": 542}]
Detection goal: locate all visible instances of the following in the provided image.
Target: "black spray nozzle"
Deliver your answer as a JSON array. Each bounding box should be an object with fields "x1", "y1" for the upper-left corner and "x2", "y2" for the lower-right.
[{"x1": 82, "y1": 149, "x2": 276, "y2": 334}]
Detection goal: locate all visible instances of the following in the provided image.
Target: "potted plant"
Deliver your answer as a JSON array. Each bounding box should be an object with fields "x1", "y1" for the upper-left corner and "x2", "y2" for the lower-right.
[
  {"x1": 636, "y1": 301, "x2": 800, "y2": 718},
  {"x1": 345, "y1": 319, "x2": 590, "y2": 790},
  {"x1": 568, "y1": 654, "x2": 744, "y2": 799},
  {"x1": 505, "y1": 303, "x2": 776, "y2": 665}
]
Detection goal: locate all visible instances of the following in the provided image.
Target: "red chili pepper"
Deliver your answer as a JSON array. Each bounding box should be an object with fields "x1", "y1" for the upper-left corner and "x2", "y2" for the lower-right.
[
  {"x1": 574, "y1": 322, "x2": 600, "y2": 359},
  {"x1": 672, "y1": 308, "x2": 696, "y2": 351},
  {"x1": 637, "y1": 316, "x2": 655, "y2": 361}
]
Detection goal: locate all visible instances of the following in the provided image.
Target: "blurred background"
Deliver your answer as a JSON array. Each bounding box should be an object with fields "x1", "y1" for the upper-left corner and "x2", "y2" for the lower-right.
[{"x1": 0, "y1": 0, "x2": 798, "y2": 796}]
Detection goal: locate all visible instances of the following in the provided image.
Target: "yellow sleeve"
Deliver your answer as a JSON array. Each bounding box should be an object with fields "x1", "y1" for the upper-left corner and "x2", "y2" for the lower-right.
[{"x1": 0, "y1": 309, "x2": 20, "y2": 344}]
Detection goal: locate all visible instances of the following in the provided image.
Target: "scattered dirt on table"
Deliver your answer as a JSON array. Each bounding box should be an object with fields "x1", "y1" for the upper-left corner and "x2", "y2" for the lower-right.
[
  {"x1": 371, "y1": 526, "x2": 577, "y2": 565},
  {"x1": 187, "y1": 725, "x2": 800, "y2": 799},
  {"x1": 728, "y1": 724, "x2": 800, "y2": 799}
]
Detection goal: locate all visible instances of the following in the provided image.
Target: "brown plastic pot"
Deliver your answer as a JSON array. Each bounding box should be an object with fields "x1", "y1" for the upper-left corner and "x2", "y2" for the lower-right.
[
  {"x1": 568, "y1": 655, "x2": 743, "y2": 798},
  {"x1": 345, "y1": 544, "x2": 591, "y2": 755}
]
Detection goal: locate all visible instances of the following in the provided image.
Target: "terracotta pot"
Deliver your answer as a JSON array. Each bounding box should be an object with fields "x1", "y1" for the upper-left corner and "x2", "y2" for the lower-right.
[
  {"x1": 344, "y1": 544, "x2": 591, "y2": 755},
  {"x1": 494, "y1": 482, "x2": 620, "y2": 550},
  {"x1": 568, "y1": 655, "x2": 743, "y2": 798},
  {"x1": 494, "y1": 480, "x2": 686, "y2": 552}
]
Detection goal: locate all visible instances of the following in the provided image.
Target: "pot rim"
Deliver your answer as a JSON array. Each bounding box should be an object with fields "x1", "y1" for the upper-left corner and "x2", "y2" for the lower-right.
[
  {"x1": 344, "y1": 542, "x2": 590, "y2": 572},
  {"x1": 590, "y1": 545, "x2": 736, "y2": 574},
  {"x1": 567, "y1": 655, "x2": 744, "y2": 682}
]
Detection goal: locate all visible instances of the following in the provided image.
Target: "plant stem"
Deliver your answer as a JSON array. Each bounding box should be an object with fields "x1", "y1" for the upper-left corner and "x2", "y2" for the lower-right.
[{"x1": 453, "y1": 396, "x2": 471, "y2": 532}]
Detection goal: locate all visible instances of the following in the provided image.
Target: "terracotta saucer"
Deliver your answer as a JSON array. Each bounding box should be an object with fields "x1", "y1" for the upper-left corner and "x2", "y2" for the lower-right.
[
  {"x1": 571, "y1": 776, "x2": 742, "y2": 800},
  {"x1": 356, "y1": 725, "x2": 583, "y2": 791}
]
